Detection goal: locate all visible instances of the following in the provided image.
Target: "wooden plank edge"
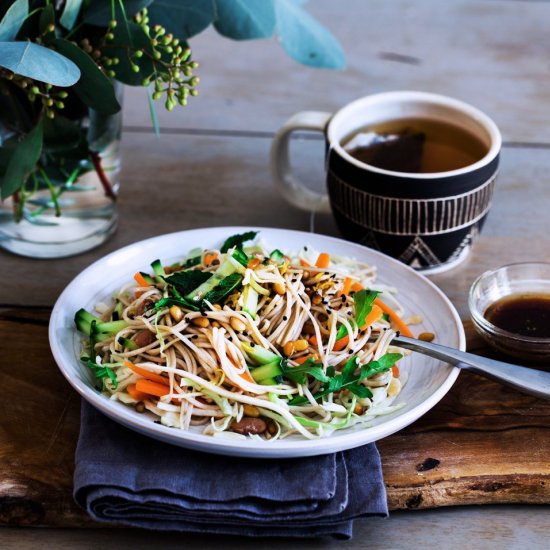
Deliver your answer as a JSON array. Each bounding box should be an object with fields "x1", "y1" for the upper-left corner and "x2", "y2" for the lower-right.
[{"x1": 386, "y1": 473, "x2": 550, "y2": 510}]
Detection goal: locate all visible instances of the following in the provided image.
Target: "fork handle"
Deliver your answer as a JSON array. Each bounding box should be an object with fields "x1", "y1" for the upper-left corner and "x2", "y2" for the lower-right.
[{"x1": 393, "y1": 335, "x2": 550, "y2": 400}]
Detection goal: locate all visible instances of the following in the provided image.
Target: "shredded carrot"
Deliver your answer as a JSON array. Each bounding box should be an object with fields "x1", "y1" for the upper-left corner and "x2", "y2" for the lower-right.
[
  {"x1": 204, "y1": 251, "x2": 219, "y2": 267},
  {"x1": 333, "y1": 335, "x2": 350, "y2": 351},
  {"x1": 126, "y1": 383, "x2": 152, "y2": 401},
  {"x1": 315, "y1": 252, "x2": 330, "y2": 269},
  {"x1": 294, "y1": 354, "x2": 316, "y2": 365},
  {"x1": 309, "y1": 334, "x2": 319, "y2": 347},
  {"x1": 339, "y1": 277, "x2": 353, "y2": 296},
  {"x1": 134, "y1": 272, "x2": 150, "y2": 287},
  {"x1": 136, "y1": 379, "x2": 171, "y2": 397},
  {"x1": 124, "y1": 360, "x2": 170, "y2": 386},
  {"x1": 247, "y1": 257, "x2": 261, "y2": 269},
  {"x1": 374, "y1": 298, "x2": 414, "y2": 337},
  {"x1": 300, "y1": 258, "x2": 311, "y2": 267},
  {"x1": 361, "y1": 304, "x2": 383, "y2": 329},
  {"x1": 392, "y1": 365, "x2": 400, "y2": 377},
  {"x1": 351, "y1": 282, "x2": 363, "y2": 292}
]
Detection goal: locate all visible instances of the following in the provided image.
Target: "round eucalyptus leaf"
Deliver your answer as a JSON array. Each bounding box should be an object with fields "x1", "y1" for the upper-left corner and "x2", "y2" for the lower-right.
[{"x1": 0, "y1": 41, "x2": 81, "y2": 86}]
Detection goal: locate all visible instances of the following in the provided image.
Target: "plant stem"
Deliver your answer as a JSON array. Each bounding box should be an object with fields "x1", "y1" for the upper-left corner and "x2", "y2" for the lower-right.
[{"x1": 91, "y1": 152, "x2": 117, "y2": 201}]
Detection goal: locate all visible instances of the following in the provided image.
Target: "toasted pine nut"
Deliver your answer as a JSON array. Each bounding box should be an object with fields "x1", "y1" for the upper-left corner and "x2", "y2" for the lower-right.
[
  {"x1": 192, "y1": 317, "x2": 210, "y2": 328},
  {"x1": 283, "y1": 341, "x2": 295, "y2": 357},
  {"x1": 243, "y1": 404, "x2": 260, "y2": 417},
  {"x1": 418, "y1": 332, "x2": 435, "y2": 342},
  {"x1": 135, "y1": 402, "x2": 146, "y2": 413},
  {"x1": 273, "y1": 282, "x2": 286, "y2": 295},
  {"x1": 247, "y1": 258, "x2": 261, "y2": 269},
  {"x1": 230, "y1": 317, "x2": 247, "y2": 332},
  {"x1": 353, "y1": 404, "x2": 364, "y2": 415},
  {"x1": 212, "y1": 321, "x2": 220, "y2": 328},
  {"x1": 267, "y1": 420, "x2": 278, "y2": 435},
  {"x1": 169, "y1": 305, "x2": 183, "y2": 322},
  {"x1": 312, "y1": 293, "x2": 322, "y2": 305},
  {"x1": 294, "y1": 339, "x2": 309, "y2": 352},
  {"x1": 302, "y1": 270, "x2": 310, "y2": 279},
  {"x1": 212, "y1": 304, "x2": 222, "y2": 311},
  {"x1": 387, "y1": 377, "x2": 402, "y2": 397}
]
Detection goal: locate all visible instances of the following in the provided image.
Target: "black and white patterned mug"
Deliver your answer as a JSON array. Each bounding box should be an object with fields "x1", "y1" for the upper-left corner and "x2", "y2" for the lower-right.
[{"x1": 270, "y1": 91, "x2": 501, "y2": 273}]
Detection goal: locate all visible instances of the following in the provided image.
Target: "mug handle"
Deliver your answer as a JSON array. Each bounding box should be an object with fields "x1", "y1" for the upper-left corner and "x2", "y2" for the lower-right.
[{"x1": 270, "y1": 111, "x2": 332, "y2": 213}]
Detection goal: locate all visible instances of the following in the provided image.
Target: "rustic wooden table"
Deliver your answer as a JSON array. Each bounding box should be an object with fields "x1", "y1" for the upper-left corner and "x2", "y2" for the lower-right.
[{"x1": 1, "y1": 1, "x2": 550, "y2": 547}]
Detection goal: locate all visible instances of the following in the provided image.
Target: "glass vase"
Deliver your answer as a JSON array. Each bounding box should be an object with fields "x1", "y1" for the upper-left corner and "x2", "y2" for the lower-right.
[{"x1": 0, "y1": 91, "x2": 122, "y2": 259}]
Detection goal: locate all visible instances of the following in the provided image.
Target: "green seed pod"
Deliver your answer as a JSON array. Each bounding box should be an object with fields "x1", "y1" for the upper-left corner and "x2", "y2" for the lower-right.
[
  {"x1": 190, "y1": 89, "x2": 198, "y2": 97},
  {"x1": 135, "y1": 50, "x2": 144, "y2": 58},
  {"x1": 131, "y1": 64, "x2": 140, "y2": 73},
  {"x1": 190, "y1": 76, "x2": 200, "y2": 87},
  {"x1": 153, "y1": 50, "x2": 162, "y2": 60},
  {"x1": 165, "y1": 98, "x2": 175, "y2": 111},
  {"x1": 108, "y1": 70, "x2": 116, "y2": 78},
  {"x1": 28, "y1": 93, "x2": 36, "y2": 102},
  {"x1": 47, "y1": 23, "x2": 55, "y2": 33},
  {"x1": 109, "y1": 19, "x2": 118, "y2": 28},
  {"x1": 152, "y1": 91, "x2": 162, "y2": 100},
  {"x1": 178, "y1": 96, "x2": 187, "y2": 106},
  {"x1": 55, "y1": 101, "x2": 65, "y2": 109},
  {"x1": 31, "y1": 86, "x2": 40, "y2": 94},
  {"x1": 150, "y1": 39, "x2": 158, "y2": 47},
  {"x1": 142, "y1": 78, "x2": 151, "y2": 86},
  {"x1": 106, "y1": 33, "x2": 115, "y2": 41},
  {"x1": 46, "y1": 98, "x2": 54, "y2": 107},
  {"x1": 19, "y1": 80, "x2": 28, "y2": 88},
  {"x1": 112, "y1": 58, "x2": 120, "y2": 65},
  {"x1": 46, "y1": 109, "x2": 55, "y2": 119},
  {"x1": 58, "y1": 91, "x2": 68, "y2": 98}
]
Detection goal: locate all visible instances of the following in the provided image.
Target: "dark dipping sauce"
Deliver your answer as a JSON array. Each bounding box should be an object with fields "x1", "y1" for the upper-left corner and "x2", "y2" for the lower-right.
[{"x1": 484, "y1": 293, "x2": 550, "y2": 338}]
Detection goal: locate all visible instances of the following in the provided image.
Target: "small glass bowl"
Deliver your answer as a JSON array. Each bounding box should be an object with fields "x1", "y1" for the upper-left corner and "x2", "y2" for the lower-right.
[{"x1": 468, "y1": 262, "x2": 550, "y2": 364}]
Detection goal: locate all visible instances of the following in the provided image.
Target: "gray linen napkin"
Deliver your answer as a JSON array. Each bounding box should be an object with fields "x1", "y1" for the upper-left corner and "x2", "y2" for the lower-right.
[{"x1": 74, "y1": 402, "x2": 388, "y2": 539}]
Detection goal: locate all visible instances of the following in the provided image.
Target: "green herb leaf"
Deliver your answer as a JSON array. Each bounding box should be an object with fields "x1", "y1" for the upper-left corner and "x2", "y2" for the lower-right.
[
  {"x1": 152, "y1": 296, "x2": 200, "y2": 312},
  {"x1": 289, "y1": 352, "x2": 401, "y2": 405},
  {"x1": 358, "y1": 353, "x2": 403, "y2": 380},
  {"x1": 220, "y1": 231, "x2": 258, "y2": 253},
  {"x1": 281, "y1": 357, "x2": 330, "y2": 385},
  {"x1": 213, "y1": 0, "x2": 275, "y2": 40},
  {"x1": 0, "y1": 41, "x2": 80, "y2": 86},
  {"x1": 335, "y1": 323, "x2": 348, "y2": 341},
  {"x1": 204, "y1": 272, "x2": 243, "y2": 304},
  {"x1": 164, "y1": 270, "x2": 212, "y2": 295},
  {"x1": 81, "y1": 355, "x2": 118, "y2": 389},
  {"x1": 346, "y1": 382, "x2": 373, "y2": 399},
  {"x1": 53, "y1": 39, "x2": 121, "y2": 115},
  {"x1": 0, "y1": 0, "x2": 28, "y2": 41},
  {"x1": 1, "y1": 118, "x2": 43, "y2": 199},
  {"x1": 232, "y1": 248, "x2": 249, "y2": 267},
  {"x1": 354, "y1": 289, "x2": 380, "y2": 328},
  {"x1": 274, "y1": 0, "x2": 345, "y2": 69}
]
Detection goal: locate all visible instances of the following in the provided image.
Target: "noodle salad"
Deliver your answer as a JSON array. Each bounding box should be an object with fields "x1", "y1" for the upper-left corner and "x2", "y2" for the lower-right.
[{"x1": 75, "y1": 231, "x2": 416, "y2": 441}]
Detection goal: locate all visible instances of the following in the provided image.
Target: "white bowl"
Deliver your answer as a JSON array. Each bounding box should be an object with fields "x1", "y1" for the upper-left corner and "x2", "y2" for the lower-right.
[{"x1": 49, "y1": 226, "x2": 464, "y2": 458}]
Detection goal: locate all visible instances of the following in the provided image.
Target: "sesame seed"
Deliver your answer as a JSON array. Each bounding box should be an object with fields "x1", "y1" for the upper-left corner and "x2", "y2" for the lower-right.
[
  {"x1": 250, "y1": 342, "x2": 256, "y2": 347},
  {"x1": 283, "y1": 315, "x2": 288, "y2": 321}
]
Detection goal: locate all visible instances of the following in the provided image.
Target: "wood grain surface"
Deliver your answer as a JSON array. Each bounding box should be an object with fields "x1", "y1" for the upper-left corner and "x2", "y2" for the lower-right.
[
  {"x1": 1, "y1": 0, "x2": 550, "y2": 543},
  {"x1": 0, "y1": 306, "x2": 548, "y2": 527}
]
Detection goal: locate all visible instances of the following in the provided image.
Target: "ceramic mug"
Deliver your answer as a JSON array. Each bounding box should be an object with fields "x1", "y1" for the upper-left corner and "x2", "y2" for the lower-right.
[{"x1": 270, "y1": 91, "x2": 502, "y2": 274}]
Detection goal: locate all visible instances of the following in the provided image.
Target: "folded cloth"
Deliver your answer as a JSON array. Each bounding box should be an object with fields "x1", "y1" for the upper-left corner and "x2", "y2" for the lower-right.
[{"x1": 74, "y1": 402, "x2": 388, "y2": 539}]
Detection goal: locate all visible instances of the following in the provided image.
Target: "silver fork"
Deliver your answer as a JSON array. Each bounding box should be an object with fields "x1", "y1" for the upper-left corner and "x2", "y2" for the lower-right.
[{"x1": 388, "y1": 334, "x2": 550, "y2": 400}]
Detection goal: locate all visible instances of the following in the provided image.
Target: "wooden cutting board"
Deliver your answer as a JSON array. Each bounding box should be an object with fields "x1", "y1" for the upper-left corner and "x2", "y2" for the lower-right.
[{"x1": 0, "y1": 307, "x2": 548, "y2": 527}]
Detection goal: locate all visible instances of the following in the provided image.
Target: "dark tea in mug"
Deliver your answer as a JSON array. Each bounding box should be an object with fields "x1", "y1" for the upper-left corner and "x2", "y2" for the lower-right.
[{"x1": 342, "y1": 117, "x2": 489, "y2": 174}]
